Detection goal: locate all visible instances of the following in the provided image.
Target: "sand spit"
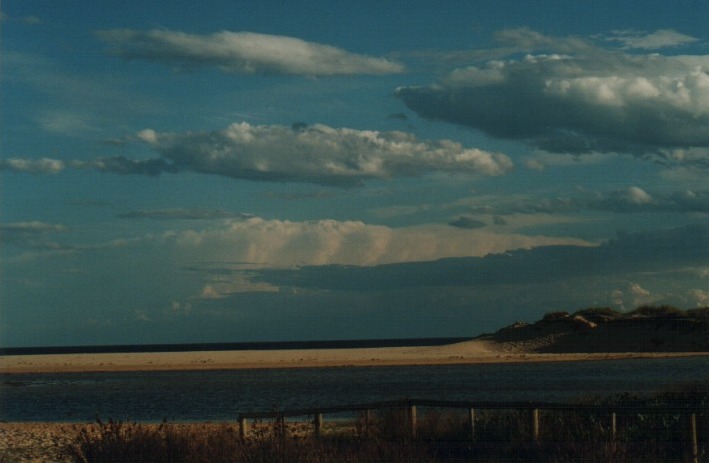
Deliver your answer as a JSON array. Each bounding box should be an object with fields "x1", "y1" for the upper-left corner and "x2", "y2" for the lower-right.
[{"x1": 1, "y1": 340, "x2": 705, "y2": 374}]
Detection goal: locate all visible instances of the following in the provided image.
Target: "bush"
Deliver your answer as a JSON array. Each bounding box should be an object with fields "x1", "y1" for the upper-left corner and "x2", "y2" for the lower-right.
[
  {"x1": 573, "y1": 307, "x2": 621, "y2": 318},
  {"x1": 542, "y1": 311, "x2": 570, "y2": 321},
  {"x1": 687, "y1": 307, "x2": 709, "y2": 320},
  {"x1": 629, "y1": 305, "x2": 685, "y2": 318}
]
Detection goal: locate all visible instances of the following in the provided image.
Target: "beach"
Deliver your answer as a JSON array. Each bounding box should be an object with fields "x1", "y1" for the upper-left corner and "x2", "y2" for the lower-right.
[
  {"x1": 2, "y1": 343, "x2": 707, "y2": 462},
  {"x1": 1, "y1": 340, "x2": 705, "y2": 374}
]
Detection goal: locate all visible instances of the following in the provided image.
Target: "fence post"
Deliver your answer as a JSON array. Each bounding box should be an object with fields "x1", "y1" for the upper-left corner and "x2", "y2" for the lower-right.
[
  {"x1": 408, "y1": 405, "x2": 417, "y2": 438},
  {"x1": 314, "y1": 413, "x2": 323, "y2": 438},
  {"x1": 531, "y1": 408, "x2": 540, "y2": 443},
  {"x1": 611, "y1": 412, "x2": 617, "y2": 440},
  {"x1": 239, "y1": 417, "x2": 248, "y2": 439},
  {"x1": 469, "y1": 408, "x2": 476, "y2": 441},
  {"x1": 365, "y1": 409, "x2": 372, "y2": 437},
  {"x1": 687, "y1": 412, "x2": 698, "y2": 463}
]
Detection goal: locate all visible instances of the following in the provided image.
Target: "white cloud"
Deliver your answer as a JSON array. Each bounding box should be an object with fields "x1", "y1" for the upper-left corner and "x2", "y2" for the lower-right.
[
  {"x1": 0, "y1": 157, "x2": 65, "y2": 174},
  {"x1": 588, "y1": 186, "x2": 655, "y2": 212},
  {"x1": 139, "y1": 122, "x2": 513, "y2": 185},
  {"x1": 607, "y1": 29, "x2": 699, "y2": 50},
  {"x1": 611, "y1": 283, "x2": 657, "y2": 311},
  {"x1": 396, "y1": 29, "x2": 709, "y2": 161},
  {"x1": 1, "y1": 123, "x2": 514, "y2": 185},
  {"x1": 687, "y1": 289, "x2": 709, "y2": 307},
  {"x1": 96, "y1": 29, "x2": 404, "y2": 76}
]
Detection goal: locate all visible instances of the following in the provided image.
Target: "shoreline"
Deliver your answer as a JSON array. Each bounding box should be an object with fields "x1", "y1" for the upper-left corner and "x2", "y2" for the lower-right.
[{"x1": 2, "y1": 340, "x2": 707, "y2": 374}]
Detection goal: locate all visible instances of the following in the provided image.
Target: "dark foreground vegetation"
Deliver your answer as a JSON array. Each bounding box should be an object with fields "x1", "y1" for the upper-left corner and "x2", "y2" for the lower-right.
[{"x1": 62, "y1": 384, "x2": 707, "y2": 463}]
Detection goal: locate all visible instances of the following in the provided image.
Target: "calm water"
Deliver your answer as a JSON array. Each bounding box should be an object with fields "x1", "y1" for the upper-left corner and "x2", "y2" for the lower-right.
[{"x1": 1, "y1": 357, "x2": 707, "y2": 422}]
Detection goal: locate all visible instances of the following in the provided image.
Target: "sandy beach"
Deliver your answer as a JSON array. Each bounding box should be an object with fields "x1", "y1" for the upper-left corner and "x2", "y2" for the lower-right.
[{"x1": 1, "y1": 340, "x2": 706, "y2": 374}]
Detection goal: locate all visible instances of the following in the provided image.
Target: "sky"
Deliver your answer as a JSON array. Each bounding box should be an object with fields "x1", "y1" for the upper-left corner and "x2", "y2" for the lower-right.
[{"x1": 1, "y1": 1, "x2": 708, "y2": 347}]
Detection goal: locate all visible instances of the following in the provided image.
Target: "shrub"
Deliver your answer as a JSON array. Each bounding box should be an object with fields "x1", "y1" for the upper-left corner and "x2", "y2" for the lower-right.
[
  {"x1": 629, "y1": 305, "x2": 685, "y2": 318},
  {"x1": 687, "y1": 307, "x2": 709, "y2": 320},
  {"x1": 573, "y1": 307, "x2": 621, "y2": 319},
  {"x1": 542, "y1": 311, "x2": 570, "y2": 321}
]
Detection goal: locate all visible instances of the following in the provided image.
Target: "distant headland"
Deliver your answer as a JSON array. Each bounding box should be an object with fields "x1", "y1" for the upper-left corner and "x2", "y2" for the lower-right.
[{"x1": 478, "y1": 305, "x2": 709, "y2": 353}]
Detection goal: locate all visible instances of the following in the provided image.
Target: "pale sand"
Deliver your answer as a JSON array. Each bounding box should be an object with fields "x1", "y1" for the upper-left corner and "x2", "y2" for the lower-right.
[{"x1": 1, "y1": 340, "x2": 706, "y2": 374}]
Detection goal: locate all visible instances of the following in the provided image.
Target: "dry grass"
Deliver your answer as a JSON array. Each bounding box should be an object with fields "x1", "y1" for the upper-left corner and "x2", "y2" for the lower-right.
[{"x1": 61, "y1": 385, "x2": 707, "y2": 463}]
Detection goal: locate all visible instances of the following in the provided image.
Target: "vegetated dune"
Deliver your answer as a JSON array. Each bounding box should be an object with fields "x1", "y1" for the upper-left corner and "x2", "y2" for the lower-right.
[{"x1": 476, "y1": 306, "x2": 709, "y2": 353}]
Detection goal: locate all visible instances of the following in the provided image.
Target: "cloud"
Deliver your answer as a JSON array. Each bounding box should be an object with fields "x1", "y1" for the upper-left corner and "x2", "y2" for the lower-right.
[
  {"x1": 117, "y1": 209, "x2": 252, "y2": 221},
  {"x1": 0, "y1": 221, "x2": 69, "y2": 250},
  {"x1": 588, "y1": 186, "x2": 655, "y2": 213},
  {"x1": 607, "y1": 29, "x2": 699, "y2": 49},
  {"x1": 589, "y1": 187, "x2": 709, "y2": 214},
  {"x1": 688, "y1": 289, "x2": 709, "y2": 307},
  {"x1": 75, "y1": 156, "x2": 176, "y2": 176},
  {"x1": 154, "y1": 217, "x2": 589, "y2": 269},
  {"x1": 448, "y1": 216, "x2": 486, "y2": 229},
  {"x1": 0, "y1": 13, "x2": 43, "y2": 25},
  {"x1": 250, "y1": 222, "x2": 709, "y2": 293},
  {"x1": 3, "y1": 123, "x2": 513, "y2": 186},
  {"x1": 610, "y1": 282, "x2": 659, "y2": 311},
  {"x1": 396, "y1": 29, "x2": 709, "y2": 161},
  {"x1": 0, "y1": 157, "x2": 66, "y2": 174},
  {"x1": 455, "y1": 186, "x2": 709, "y2": 217},
  {"x1": 143, "y1": 122, "x2": 513, "y2": 185},
  {"x1": 96, "y1": 29, "x2": 404, "y2": 76}
]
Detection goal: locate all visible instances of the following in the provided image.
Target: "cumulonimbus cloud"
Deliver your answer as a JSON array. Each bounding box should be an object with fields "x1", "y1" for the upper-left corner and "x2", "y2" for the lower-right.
[
  {"x1": 96, "y1": 29, "x2": 404, "y2": 76},
  {"x1": 396, "y1": 29, "x2": 709, "y2": 162},
  {"x1": 250, "y1": 222, "x2": 709, "y2": 292},
  {"x1": 1, "y1": 123, "x2": 513, "y2": 186}
]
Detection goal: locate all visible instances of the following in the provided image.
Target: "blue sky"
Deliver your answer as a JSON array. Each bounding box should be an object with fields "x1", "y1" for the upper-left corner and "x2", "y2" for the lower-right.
[{"x1": 1, "y1": 1, "x2": 708, "y2": 347}]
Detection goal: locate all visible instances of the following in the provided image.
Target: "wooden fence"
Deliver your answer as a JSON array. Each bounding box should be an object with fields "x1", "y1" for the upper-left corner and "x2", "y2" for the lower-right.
[{"x1": 238, "y1": 398, "x2": 706, "y2": 463}]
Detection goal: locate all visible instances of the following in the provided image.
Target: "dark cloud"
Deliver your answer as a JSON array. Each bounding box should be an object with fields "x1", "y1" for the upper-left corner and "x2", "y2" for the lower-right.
[
  {"x1": 96, "y1": 29, "x2": 404, "y2": 76},
  {"x1": 448, "y1": 216, "x2": 486, "y2": 229},
  {"x1": 464, "y1": 188, "x2": 709, "y2": 216},
  {"x1": 75, "y1": 156, "x2": 177, "y2": 176},
  {"x1": 492, "y1": 216, "x2": 508, "y2": 226},
  {"x1": 396, "y1": 29, "x2": 709, "y2": 162},
  {"x1": 251, "y1": 222, "x2": 709, "y2": 292}
]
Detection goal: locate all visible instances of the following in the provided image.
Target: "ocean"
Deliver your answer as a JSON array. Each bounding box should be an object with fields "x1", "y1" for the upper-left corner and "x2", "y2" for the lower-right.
[{"x1": 1, "y1": 356, "x2": 707, "y2": 422}]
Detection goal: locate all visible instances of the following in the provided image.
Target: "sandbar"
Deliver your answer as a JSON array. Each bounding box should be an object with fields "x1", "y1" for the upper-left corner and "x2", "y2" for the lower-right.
[{"x1": 1, "y1": 340, "x2": 706, "y2": 374}]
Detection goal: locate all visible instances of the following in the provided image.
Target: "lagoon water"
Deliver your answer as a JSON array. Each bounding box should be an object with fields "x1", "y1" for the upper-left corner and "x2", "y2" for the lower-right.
[{"x1": 1, "y1": 357, "x2": 707, "y2": 422}]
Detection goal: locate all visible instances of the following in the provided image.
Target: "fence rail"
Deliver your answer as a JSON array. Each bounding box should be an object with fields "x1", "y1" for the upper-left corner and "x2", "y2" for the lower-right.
[{"x1": 238, "y1": 398, "x2": 707, "y2": 463}]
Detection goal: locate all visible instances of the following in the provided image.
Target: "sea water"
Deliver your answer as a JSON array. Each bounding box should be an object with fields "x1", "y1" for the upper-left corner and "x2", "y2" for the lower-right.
[{"x1": 1, "y1": 357, "x2": 707, "y2": 422}]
